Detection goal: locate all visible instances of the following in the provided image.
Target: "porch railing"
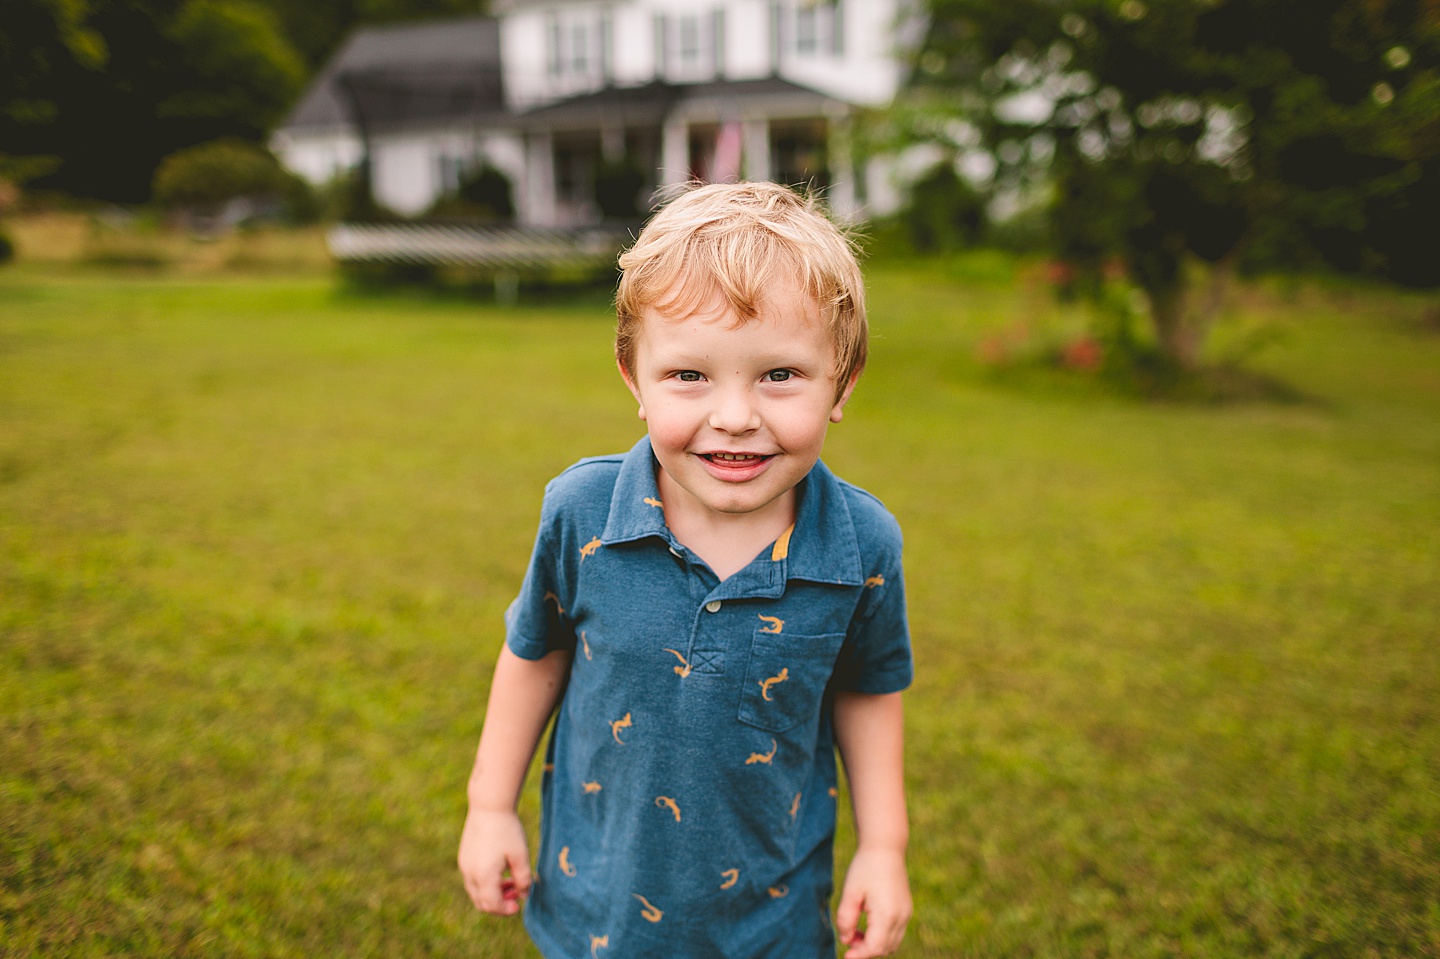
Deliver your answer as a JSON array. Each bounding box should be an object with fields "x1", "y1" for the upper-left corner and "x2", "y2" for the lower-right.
[{"x1": 327, "y1": 222, "x2": 628, "y2": 271}]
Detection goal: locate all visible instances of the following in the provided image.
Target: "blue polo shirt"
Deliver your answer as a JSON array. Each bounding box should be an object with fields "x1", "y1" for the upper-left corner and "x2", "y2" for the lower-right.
[{"x1": 506, "y1": 436, "x2": 912, "y2": 959}]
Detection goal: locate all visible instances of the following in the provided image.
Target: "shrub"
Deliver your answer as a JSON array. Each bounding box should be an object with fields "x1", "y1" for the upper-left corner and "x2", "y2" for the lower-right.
[
  {"x1": 279, "y1": 171, "x2": 323, "y2": 225},
  {"x1": 152, "y1": 139, "x2": 287, "y2": 215},
  {"x1": 0, "y1": 229, "x2": 14, "y2": 265},
  {"x1": 428, "y1": 163, "x2": 515, "y2": 220},
  {"x1": 595, "y1": 160, "x2": 645, "y2": 220},
  {"x1": 903, "y1": 162, "x2": 986, "y2": 253}
]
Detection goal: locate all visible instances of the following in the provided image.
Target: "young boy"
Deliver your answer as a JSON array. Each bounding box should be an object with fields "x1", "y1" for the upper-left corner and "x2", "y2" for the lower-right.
[{"x1": 458, "y1": 182, "x2": 912, "y2": 959}]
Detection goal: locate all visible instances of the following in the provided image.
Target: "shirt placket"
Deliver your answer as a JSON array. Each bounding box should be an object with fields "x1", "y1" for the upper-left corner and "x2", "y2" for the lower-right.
[{"x1": 674, "y1": 546, "x2": 787, "y2": 677}]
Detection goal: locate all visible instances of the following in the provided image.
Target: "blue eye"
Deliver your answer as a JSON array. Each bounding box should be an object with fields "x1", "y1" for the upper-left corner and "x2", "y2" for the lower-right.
[
  {"x1": 764, "y1": 370, "x2": 793, "y2": 382},
  {"x1": 676, "y1": 371, "x2": 703, "y2": 382}
]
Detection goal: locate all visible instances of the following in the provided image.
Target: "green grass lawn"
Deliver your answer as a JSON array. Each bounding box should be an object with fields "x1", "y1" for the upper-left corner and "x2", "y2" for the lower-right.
[{"x1": 2, "y1": 256, "x2": 1437, "y2": 957}]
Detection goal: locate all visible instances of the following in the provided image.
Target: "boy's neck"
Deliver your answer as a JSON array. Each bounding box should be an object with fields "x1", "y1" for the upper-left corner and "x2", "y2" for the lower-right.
[{"x1": 655, "y1": 467, "x2": 797, "y2": 582}]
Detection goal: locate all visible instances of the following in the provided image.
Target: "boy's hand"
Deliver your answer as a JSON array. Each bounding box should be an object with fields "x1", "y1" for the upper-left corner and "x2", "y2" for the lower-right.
[
  {"x1": 836, "y1": 845, "x2": 912, "y2": 958},
  {"x1": 458, "y1": 808, "x2": 532, "y2": 916}
]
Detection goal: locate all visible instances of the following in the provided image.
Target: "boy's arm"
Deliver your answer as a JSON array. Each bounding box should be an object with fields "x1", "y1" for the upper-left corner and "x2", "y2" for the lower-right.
[
  {"x1": 458, "y1": 645, "x2": 571, "y2": 915},
  {"x1": 833, "y1": 689, "x2": 911, "y2": 959}
]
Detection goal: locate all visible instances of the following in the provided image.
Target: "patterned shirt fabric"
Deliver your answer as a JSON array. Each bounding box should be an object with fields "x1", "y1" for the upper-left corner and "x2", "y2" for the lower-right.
[{"x1": 506, "y1": 436, "x2": 913, "y2": 959}]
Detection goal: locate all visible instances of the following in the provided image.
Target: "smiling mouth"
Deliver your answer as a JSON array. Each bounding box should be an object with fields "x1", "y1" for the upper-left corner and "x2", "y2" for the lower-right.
[{"x1": 703, "y1": 452, "x2": 773, "y2": 464}]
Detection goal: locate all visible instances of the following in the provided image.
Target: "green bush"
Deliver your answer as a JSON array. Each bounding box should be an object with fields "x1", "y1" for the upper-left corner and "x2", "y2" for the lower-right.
[
  {"x1": 279, "y1": 170, "x2": 323, "y2": 225},
  {"x1": 0, "y1": 229, "x2": 14, "y2": 265},
  {"x1": 903, "y1": 161, "x2": 987, "y2": 252},
  {"x1": 327, "y1": 166, "x2": 399, "y2": 223},
  {"x1": 595, "y1": 159, "x2": 645, "y2": 220},
  {"x1": 152, "y1": 138, "x2": 287, "y2": 214},
  {"x1": 427, "y1": 163, "x2": 515, "y2": 220}
]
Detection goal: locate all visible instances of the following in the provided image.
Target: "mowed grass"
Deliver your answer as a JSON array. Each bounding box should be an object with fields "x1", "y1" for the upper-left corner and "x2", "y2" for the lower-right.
[{"x1": 1, "y1": 253, "x2": 1437, "y2": 957}]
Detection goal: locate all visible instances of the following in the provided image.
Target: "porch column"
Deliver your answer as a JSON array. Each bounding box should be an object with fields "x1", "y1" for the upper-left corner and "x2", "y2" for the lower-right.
[
  {"x1": 601, "y1": 125, "x2": 625, "y2": 163},
  {"x1": 742, "y1": 118, "x2": 771, "y2": 182},
  {"x1": 826, "y1": 111, "x2": 857, "y2": 221},
  {"x1": 522, "y1": 131, "x2": 557, "y2": 227},
  {"x1": 661, "y1": 118, "x2": 689, "y2": 186}
]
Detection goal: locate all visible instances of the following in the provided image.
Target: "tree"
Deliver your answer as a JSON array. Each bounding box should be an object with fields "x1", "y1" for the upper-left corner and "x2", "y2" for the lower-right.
[
  {"x1": 916, "y1": 0, "x2": 1440, "y2": 368},
  {"x1": 161, "y1": 0, "x2": 305, "y2": 135},
  {"x1": 2, "y1": 0, "x2": 305, "y2": 202},
  {"x1": 0, "y1": 0, "x2": 108, "y2": 187},
  {"x1": 249, "y1": 0, "x2": 488, "y2": 72},
  {"x1": 0, "y1": 0, "x2": 108, "y2": 127}
]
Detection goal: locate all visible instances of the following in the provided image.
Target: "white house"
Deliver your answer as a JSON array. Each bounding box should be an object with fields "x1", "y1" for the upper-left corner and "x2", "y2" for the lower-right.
[{"x1": 272, "y1": 0, "x2": 921, "y2": 225}]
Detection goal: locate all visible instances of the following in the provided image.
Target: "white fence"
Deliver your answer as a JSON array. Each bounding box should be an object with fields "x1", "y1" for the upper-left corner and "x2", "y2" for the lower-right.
[{"x1": 326, "y1": 222, "x2": 627, "y2": 271}]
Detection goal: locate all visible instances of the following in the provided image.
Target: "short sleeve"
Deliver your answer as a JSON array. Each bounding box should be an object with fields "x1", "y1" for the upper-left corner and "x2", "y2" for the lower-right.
[
  {"x1": 833, "y1": 548, "x2": 913, "y2": 695},
  {"x1": 504, "y1": 491, "x2": 577, "y2": 661}
]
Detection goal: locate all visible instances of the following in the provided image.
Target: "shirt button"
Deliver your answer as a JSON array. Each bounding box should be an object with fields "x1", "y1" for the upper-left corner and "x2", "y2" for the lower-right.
[
  {"x1": 669, "y1": 546, "x2": 683, "y2": 558},
  {"x1": 704, "y1": 600, "x2": 722, "y2": 613}
]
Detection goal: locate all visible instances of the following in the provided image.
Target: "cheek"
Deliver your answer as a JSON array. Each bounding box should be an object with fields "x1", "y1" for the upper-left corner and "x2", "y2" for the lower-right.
[
  {"x1": 641, "y1": 405, "x2": 698, "y2": 453},
  {"x1": 769, "y1": 405, "x2": 832, "y2": 451}
]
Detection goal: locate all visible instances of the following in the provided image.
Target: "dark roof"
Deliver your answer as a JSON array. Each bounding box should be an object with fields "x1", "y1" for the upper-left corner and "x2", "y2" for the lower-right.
[
  {"x1": 517, "y1": 76, "x2": 842, "y2": 131},
  {"x1": 281, "y1": 16, "x2": 505, "y2": 134},
  {"x1": 516, "y1": 81, "x2": 684, "y2": 128}
]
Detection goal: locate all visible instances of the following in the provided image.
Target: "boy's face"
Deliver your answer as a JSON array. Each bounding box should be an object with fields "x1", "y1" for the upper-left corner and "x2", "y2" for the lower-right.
[{"x1": 621, "y1": 281, "x2": 855, "y2": 529}]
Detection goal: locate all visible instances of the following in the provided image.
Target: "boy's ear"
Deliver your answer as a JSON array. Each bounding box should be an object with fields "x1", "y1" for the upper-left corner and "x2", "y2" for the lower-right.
[
  {"x1": 829, "y1": 369, "x2": 862, "y2": 423},
  {"x1": 617, "y1": 359, "x2": 646, "y2": 420}
]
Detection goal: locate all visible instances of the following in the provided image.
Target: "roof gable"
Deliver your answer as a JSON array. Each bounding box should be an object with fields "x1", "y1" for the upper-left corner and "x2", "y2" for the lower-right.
[{"x1": 281, "y1": 16, "x2": 504, "y2": 133}]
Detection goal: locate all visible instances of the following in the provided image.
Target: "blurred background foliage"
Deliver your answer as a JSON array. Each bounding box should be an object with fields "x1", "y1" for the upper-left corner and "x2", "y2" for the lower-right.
[
  {"x1": 878, "y1": 0, "x2": 1440, "y2": 368},
  {"x1": 0, "y1": 0, "x2": 484, "y2": 203}
]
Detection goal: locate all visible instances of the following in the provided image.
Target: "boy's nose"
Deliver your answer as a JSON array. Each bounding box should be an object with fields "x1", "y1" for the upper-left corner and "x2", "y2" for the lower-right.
[{"x1": 708, "y1": 387, "x2": 761, "y2": 435}]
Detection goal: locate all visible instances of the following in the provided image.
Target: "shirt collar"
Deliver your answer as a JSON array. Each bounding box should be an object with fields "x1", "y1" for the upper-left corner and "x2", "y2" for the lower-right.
[{"x1": 600, "y1": 435, "x2": 865, "y2": 588}]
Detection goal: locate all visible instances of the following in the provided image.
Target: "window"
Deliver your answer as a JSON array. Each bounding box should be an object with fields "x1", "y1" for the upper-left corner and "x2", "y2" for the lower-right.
[
  {"x1": 436, "y1": 154, "x2": 463, "y2": 194},
  {"x1": 678, "y1": 14, "x2": 701, "y2": 67},
  {"x1": 546, "y1": 12, "x2": 599, "y2": 80},
  {"x1": 795, "y1": 5, "x2": 817, "y2": 54},
  {"x1": 547, "y1": 17, "x2": 561, "y2": 76},
  {"x1": 658, "y1": 11, "x2": 719, "y2": 81},
  {"x1": 569, "y1": 21, "x2": 590, "y2": 74},
  {"x1": 794, "y1": 0, "x2": 842, "y2": 58}
]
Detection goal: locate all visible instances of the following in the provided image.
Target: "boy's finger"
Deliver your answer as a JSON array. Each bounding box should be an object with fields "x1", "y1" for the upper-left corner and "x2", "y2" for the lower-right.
[
  {"x1": 834, "y1": 891, "x2": 863, "y2": 944},
  {"x1": 507, "y1": 854, "x2": 533, "y2": 897},
  {"x1": 844, "y1": 932, "x2": 885, "y2": 959},
  {"x1": 470, "y1": 868, "x2": 520, "y2": 915},
  {"x1": 462, "y1": 872, "x2": 484, "y2": 910},
  {"x1": 852, "y1": 906, "x2": 908, "y2": 957},
  {"x1": 474, "y1": 878, "x2": 503, "y2": 913}
]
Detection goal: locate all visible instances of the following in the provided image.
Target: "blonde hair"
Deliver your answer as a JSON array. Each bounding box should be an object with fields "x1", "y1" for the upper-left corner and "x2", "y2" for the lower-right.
[{"x1": 615, "y1": 182, "x2": 867, "y2": 401}]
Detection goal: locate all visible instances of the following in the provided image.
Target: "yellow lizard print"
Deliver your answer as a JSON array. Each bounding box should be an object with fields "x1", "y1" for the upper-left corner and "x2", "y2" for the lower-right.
[
  {"x1": 758, "y1": 667, "x2": 790, "y2": 701},
  {"x1": 745, "y1": 739, "x2": 778, "y2": 765},
  {"x1": 828, "y1": 787, "x2": 839, "y2": 798},
  {"x1": 633, "y1": 894, "x2": 663, "y2": 923},
  {"x1": 544, "y1": 591, "x2": 565, "y2": 615},
  {"x1": 654, "y1": 796, "x2": 682, "y2": 822},
  {"x1": 790, "y1": 792, "x2": 802, "y2": 818},
  {"x1": 643, "y1": 496, "x2": 663, "y2": 508},
  {"x1": 580, "y1": 536, "x2": 602, "y2": 560},
  {"x1": 768, "y1": 885, "x2": 789, "y2": 898},
  {"x1": 590, "y1": 935, "x2": 608, "y2": 958},
  {"x1": 559, "y1": 846, "x2": 577, "y2": 877},
  {"x1": 864, "y1": 574, "x2": 885, "y2": 589},
  {"x1": 583, "y1": 781, "x2": 602, "y2": 794},
  {"x1": 611, "y1": 712, "x2": 632, "y2": 744},
  {"x1": 662, "y1": 648, "x2": 691, "y2": 677},
  {"x1": 757, "y1": 614, "x2": 784, "y2": 634},
  {"x1": 720, "y1": 868, "x2": 739, "y2": 890},
  {"x1": 581, "y1": 631, "x2": 592, "y2": 660},
  {"x1": 543, "y1": 763, "x2": 555, "y2": 773}
]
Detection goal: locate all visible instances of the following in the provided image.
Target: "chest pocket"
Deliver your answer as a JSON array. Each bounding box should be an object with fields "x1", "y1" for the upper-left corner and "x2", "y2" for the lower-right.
[{"x1": 737, "y1": 630, "x2": 847, "y2": 733}]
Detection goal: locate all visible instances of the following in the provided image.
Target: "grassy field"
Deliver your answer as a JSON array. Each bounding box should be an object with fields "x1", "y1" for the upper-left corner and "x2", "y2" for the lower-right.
[{"x1": 1, "y1": 241, "x2": 1438, "y2": 957}]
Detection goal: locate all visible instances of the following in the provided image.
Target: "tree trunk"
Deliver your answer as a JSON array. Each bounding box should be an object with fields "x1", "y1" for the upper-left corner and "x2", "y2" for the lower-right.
[{"x1": 1144, "y1": 251, "x2": 1237, "y2": 370}]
